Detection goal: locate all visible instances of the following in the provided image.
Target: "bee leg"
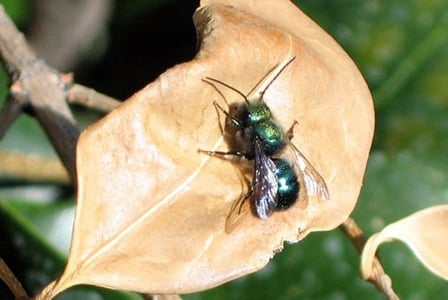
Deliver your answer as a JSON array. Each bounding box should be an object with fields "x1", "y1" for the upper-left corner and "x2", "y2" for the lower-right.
[
  {"x1": 286, "y1": 120, "x2": 299, "y2": 141},
  {"x1": 211, "y1": 101, "x2": 226, "y2": 135},
  {"x1": 238, "y1": 188, "x2": 253, "y2": 214},
  {"x1": 198, "y1": 148, "x2": 249, "y2": 158}
]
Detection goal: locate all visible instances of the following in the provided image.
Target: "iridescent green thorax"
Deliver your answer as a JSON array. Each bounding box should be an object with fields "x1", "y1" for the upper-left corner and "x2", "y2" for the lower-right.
[
  {"x1": 253, "y1": 120, "x2": 285, "y2": 156},
  {"x1": 247, "y1": 102, "x2": 272, "y2": 124},
  {"x1": 243, "y1": 102, "x2": 285, "y2": 156}
]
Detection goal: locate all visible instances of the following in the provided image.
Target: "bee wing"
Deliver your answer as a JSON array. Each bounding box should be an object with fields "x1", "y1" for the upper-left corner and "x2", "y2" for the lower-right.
[
  {"x1": 252, "y1": 138, "x2": 278, "y2": 219},
  {"x1": 224, "y1": 139, "x2": 277, "y2": 232},
  {"x1": 287, "y1": 143, "x2": 330, "y2": 201}
]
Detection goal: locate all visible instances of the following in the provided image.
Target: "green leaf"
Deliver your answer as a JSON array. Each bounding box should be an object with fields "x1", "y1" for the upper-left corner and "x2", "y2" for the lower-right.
[{"x1": 1, "y1": 0, "x2": 30, "y2": 27}]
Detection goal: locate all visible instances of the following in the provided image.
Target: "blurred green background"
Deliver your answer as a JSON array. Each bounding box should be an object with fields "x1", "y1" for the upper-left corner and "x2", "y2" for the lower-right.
[{"x1": 1, "y1": 0, "x2": 447, "y2": 299}]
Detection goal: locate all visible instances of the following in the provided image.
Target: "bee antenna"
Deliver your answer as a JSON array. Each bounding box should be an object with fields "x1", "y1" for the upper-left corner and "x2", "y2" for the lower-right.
[
  {"x1": 203, "y1": 77, "x2": 250, "y2": 105},
  {"x1": 259, "y1": 57, "x2": 296, "y2": 100}
]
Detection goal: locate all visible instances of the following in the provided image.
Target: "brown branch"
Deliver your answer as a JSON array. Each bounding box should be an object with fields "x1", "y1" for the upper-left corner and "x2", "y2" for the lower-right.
[
  {"x1": 340, "y1": 218, "x2": 399, "y2": 300},
  {"x1": 0, "y1": 4, "x2": 121, "y2": 180},
  {"x1": 0, "y1": 81, "x2": 28, "y2": 139},
  {"x1": 0, "y1": 98, "x2": 23, "y2": 139},
  {"x1": 0, "y1": 4, "x2": 79, "y2": 180}
]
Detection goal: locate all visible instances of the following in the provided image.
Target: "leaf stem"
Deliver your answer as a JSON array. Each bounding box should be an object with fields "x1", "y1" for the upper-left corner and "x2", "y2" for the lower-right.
[
  {"x1": 339, "y1": 218, "x2": 400, "y2": 300},
  {"x1": 0, "y1": 257, "x2": 29, "y2": 299}
]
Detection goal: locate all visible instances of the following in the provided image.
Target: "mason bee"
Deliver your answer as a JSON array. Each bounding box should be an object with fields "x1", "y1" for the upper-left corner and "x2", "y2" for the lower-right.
[{"x1": 200, "y1": 57, "x2": 329, "y2": 219}]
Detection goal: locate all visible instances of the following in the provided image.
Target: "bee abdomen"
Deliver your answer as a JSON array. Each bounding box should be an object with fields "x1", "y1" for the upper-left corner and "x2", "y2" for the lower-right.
[{"x1": 274, "y1": 158, "x2": 299, "y2": 210}]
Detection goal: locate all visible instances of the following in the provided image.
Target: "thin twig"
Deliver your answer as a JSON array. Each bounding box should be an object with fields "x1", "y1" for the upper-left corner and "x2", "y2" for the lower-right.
[
  {"x1": 67, "y1": 83, "x2": 121, "y2": 113},
  {"x1": 339, "y1": 218, "x2": 400, "y2": 300},
  {"x1": 144, "y1": 295, "x2": 182, "y2": 300},
  {"x1": 60, "y1": 73, "x2": 120, "y2": 112},
  {"x1": 0, "y1": 257, "x2": 29, "y2": 299},
  {"x1": 0, "y1": 151, "x2": 70, "y2": 183}
]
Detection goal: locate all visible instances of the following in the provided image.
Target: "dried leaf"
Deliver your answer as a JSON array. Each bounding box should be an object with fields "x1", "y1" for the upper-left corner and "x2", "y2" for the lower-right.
[
  {"x1": 36, "y1": 0, "x2": 374, "y2": 298},
  {"x1": 361, "y1": 205, "x2": 448, "y2": 282}
]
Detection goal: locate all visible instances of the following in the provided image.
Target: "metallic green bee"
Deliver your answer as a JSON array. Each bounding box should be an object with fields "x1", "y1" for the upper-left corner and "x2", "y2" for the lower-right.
[{"x1": 201, "y1": 57, "x2": 329, "y2": 219}]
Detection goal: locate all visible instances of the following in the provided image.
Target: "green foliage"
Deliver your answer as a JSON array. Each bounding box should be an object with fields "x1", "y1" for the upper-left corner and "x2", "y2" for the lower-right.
[
  {"x1": 1, "y1": 0, "x2": 448, "y2": 299},
  {"x1": 0, "y1": 0, "x2": 30, "y2": 28}
]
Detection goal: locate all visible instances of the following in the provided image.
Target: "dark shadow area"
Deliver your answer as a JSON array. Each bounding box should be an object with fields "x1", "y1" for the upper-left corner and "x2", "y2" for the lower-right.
[{"x1": 76, "y1": 0, "x2": 198, "y2": 100}]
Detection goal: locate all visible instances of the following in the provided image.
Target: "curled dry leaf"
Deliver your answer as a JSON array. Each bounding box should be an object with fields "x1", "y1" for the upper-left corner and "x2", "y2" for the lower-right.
[
  {"x1": 361, "y1": 205, "x2": 448, "y2": 281},
  {"x1": 37, "y1": 0, "x2": 374, "y2": 298}
]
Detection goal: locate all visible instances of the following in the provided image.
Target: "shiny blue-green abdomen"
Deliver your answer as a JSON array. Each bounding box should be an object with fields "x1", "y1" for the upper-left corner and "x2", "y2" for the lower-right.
[{"x1": 274, "y1": 158, "x2": 299, "y2": 210}]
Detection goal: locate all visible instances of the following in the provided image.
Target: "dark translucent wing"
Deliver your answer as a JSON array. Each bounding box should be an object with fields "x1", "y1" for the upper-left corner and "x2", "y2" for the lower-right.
[
  {"x1": 287, "y1": 142, "x2": 330, "y2": 201},
  {"x1": 252, "y1": 138, "x2": 278, "y2": 219}
]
